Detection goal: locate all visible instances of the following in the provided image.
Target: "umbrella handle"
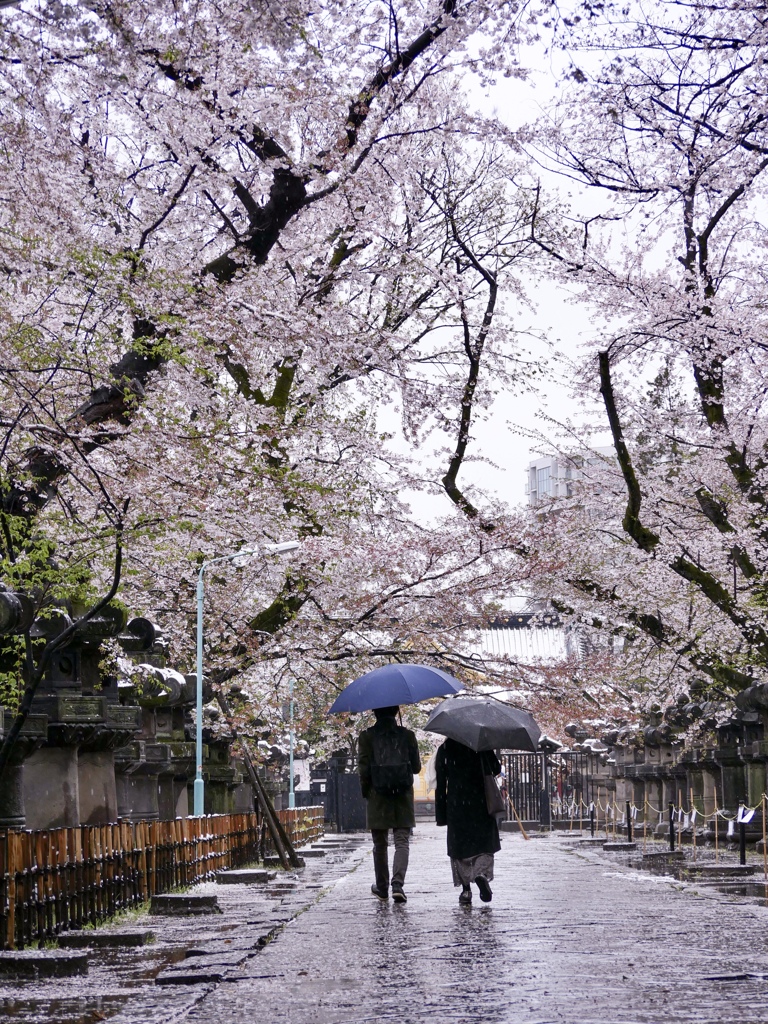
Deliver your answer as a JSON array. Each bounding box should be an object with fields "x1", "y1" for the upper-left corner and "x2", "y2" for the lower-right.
[{"x1": 506, "y1": 796, "x2": 530, "y2": 841}]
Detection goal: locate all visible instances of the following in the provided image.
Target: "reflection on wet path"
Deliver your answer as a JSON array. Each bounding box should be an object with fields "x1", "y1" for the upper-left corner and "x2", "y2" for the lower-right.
[
  {"x1": 185, "y1": 826, "x2": 768, "y2": 1024},
  {"x1": 6, "y1": 826, "x2": 768, "y2": 1024}
]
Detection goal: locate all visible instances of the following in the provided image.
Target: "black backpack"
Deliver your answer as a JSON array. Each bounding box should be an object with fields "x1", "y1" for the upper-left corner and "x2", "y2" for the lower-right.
[{"x1": 370, "y1": 727, "x2": 413, "y2": 797}]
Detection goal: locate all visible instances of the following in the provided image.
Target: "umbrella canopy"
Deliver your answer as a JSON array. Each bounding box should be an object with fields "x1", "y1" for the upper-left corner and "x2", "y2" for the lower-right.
[
  {"x1": 328, "y1": 663, "x2": 465, "y2": 714},
  {"x1": 424, "y1": 695, "x2": 541, "y2": 752}
]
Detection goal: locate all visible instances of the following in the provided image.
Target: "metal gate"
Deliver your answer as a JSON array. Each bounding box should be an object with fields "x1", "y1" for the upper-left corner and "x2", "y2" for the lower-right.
[
  {"x1": 310, "y1": 753, "x2": 367, "y2": 832},
  {"x1": 501, "y1": 750, "x2": 598, "y2": 827},
  {"x1": 502, "y1": 752, "x2": 545, "y2": 824}
]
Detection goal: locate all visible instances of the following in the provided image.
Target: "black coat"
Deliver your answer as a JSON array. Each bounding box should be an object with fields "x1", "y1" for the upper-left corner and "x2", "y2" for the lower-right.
[
  {"x1": 434, "y1": 739, "x2": 501, "y2": 860},
  {"x1": 358, "y1": 718, "x2": 421, "y2": 829}
]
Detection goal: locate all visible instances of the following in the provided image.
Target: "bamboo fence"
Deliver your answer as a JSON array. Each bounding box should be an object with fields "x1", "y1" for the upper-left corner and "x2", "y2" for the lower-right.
[{"x1": 0, "y1": 806, "x2": 324, "y2": 950}]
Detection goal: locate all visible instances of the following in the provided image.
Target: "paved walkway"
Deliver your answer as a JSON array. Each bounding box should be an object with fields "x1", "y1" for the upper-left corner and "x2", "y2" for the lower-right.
[
  {"x1": 5, "y1": 825, "x2": 768, "y2": 1023},
  {"x1": 179, "y1": 826, "x2": 768, "y2": 1024}
]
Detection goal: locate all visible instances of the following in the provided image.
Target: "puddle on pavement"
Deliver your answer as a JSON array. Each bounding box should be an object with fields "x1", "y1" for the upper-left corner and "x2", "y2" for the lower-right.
[
  {"x1": 621, "y1": 851, "x2": 768, "y2": 905},
  {"x1": 707, "y1": 880, "x2": 768, "y2": 903},
  {"x1": 0, "y1": 944, "x2": 188, "y2": 1023},
  {"x1": 0, "y1": 994, "x2": 125, "y2": 1024}
]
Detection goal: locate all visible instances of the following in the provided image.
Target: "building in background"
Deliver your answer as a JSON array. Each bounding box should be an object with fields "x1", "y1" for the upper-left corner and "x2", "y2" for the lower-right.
[{"x1": 525, "y1": 447, "x2": 614, "y2": 507}]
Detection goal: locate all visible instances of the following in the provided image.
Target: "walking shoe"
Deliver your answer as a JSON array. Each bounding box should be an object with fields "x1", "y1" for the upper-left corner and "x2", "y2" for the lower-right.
[
  {"x1": 476, "y1": 876, "x2": 492, "y2": 903},
  {"x1": 371, "y1": 884, "x2": 389, "y2": 901},
  {"x1": 391, "y1": 887, "x2": 407, "y2": 904},
  {"x1": 458, "y1": 887, "x2": 472, "y2": 906}
]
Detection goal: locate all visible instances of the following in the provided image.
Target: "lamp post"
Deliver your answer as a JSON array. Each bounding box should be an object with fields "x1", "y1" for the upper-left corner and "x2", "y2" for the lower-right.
[
  {"x1": 194, "y1": 540, "x2": 300, "y2": 817},
  {"x1": 288, "y1": 677, "x2": 295, "y2": 809}
]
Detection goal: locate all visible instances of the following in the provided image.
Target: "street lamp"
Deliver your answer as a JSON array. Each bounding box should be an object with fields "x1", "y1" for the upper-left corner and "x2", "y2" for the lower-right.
[
  {"x1": 194, "y1": 540, "x2": 300, "y2": 817},
  {"x1": 288, "y1": 677, "x2": 296, "y2": 809}
]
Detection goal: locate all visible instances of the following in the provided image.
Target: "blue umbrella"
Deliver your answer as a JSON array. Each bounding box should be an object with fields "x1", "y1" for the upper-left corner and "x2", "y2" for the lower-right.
[{"x1": 328, "y1": 663, "x2": 465, "y2": 713}]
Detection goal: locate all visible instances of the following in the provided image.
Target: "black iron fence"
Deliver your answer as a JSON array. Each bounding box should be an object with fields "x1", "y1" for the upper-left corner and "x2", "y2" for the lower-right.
[
  {"x1": 312, "y1": 747, "x2": 603, "y2": 832},
  {"x1": 501, "y1": 751, "x2": 601, "y2": 827},
  {"x1": 311, "y1": 753, "x2": 367, "y2": 832},
  {"x1": 502, "y1": 751, "x2": 545, "y2": 823}
]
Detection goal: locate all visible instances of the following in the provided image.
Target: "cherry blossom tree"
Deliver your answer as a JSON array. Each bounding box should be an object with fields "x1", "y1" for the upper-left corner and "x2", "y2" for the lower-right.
[
  {"x1": 0, "y1": 0, "x2": 552, "y2": 758},
  {"x1": 522, "y1": 0, "x2": 768, "y2": 718}
]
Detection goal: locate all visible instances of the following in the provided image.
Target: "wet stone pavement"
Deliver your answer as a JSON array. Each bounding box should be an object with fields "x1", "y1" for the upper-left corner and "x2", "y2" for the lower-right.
[
  {"x1": 0, "y1": 834, "x2": 368, "y2": 1024},
  {"x1": 4, "y1": 825, "x2": 768, "y2": 1024}
]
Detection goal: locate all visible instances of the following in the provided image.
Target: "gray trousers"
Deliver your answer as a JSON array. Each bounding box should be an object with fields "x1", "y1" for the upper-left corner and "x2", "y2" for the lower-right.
[{"x1": 371, "y1": 827, "x2": 410, "y2": 890}]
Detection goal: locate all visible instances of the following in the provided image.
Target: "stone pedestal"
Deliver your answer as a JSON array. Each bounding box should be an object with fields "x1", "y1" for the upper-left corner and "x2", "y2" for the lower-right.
[
  {"x1": 156, "y1": 738, "x2": 195, "y2": 820},
  {"x1": 612, "y1": 762, "x2": 632, "y2": 806},
  {"x1": 702, "y1": 768, "x2": 717, "y2": 816},
  {"x1": 232, "y1": 781, "x2": 255, "y2": 813},
  {"x1": 661, "y1": 776, "x2": 677, "y2": 809},
  {"x1": 643, "y1": 777, "x2": 663, "y2": 820},
  {"x1": 201, "y1": 741, "x2": 243, "y2": 815},
  {"x1": 0, "y1": 764, "x2": 25, "y2": 829},
  {"x1": 746, "y1": 761, "x2": 764, "y2": 807},
  {"x1": 205, "y1": 770, "x2": 240, "y2": 815},
  {"x1": 157, "y1": 777, "x2": 189, "y2": 819},
  {"x1": 23, "y1": 747, "x2": 80, "y2": 829},
  {"x1": 116, "y1": 772, "x2": 161, "y2": 821},
  {"x1": 719, "y1": 759, "x2": 746, "y2": 808},
  {"x1": 687, "y1": 766, "x2": 705, "y2": 810},
  {"x1": 77, "y1": 750, "x2": 118, "y2": 825},
  {"x1": 0, "y1": 710, "x2": 48, "y2": 828}
]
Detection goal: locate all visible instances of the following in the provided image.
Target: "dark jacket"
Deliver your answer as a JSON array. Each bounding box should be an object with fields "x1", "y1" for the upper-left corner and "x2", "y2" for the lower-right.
[
  {"x1": 358, "y1": 718, "x2": 421, "y2": 830},
  {"x1": 435, "y1": 739, "x2": 501, "y2": 860}
]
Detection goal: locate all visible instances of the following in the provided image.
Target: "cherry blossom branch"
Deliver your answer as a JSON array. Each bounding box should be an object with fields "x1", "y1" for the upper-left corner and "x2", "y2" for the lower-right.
[
  {"x1": 598, "y1": 350, "x2": 659, "y2": 553},
  {"x1": 598, "y1": 350, "x2": 768, "y2": 671}
]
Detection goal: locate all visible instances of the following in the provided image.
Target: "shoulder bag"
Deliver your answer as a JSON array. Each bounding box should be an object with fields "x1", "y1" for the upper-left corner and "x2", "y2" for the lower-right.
[{"x1": 482, "y1": 754, "x2": 506, "y2": 818}]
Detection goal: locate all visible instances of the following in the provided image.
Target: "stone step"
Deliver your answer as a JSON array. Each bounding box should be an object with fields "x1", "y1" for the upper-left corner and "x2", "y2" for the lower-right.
[
  {"x1": 149, "y1": 893, "x2": 222, "y2": 916},
  {"x1": 642, "y1": 850, "x2": 686, "y2": 860},
  {"x1": 58, "y1": 930, "x2": 155, "y2": 948},
  {"x1": 500, "y1": 820, "x2": 539, "y2": 833},
  {"x1": 0, "y1": 950, "x2": 88, "y2": 979},
  {"x1": 216, "y1": 868, "x2": 276, "y2": 884},
  {"x1": 155, "y1": 964, "x2": 228, "y2": 986},
  {"x1": 184, "y1": 940, "x2": 256, "y2": 956},
  {"x1": 603, "y1": 842, "x2": 637, "y2": 851},
  {"x1": 683, "y1": 863, "x2": 757, "y2": 876}
]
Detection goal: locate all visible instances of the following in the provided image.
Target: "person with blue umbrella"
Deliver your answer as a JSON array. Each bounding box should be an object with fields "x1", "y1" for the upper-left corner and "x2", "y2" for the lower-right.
[
  {"x1": 329, "y1": 663, "x2": 465, "y2": 903},
  {"x1": 358, "y1": 706, "x2": 421, "y2": 903}
]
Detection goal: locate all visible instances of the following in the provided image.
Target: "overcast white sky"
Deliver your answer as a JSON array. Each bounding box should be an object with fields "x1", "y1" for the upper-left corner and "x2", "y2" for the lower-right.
[
  {"x1": 386, "y1": 43, "x2": 613, "y2": 523},
  {"x1": 463, "y1": 50, "x2": 611, "y2": 509}
]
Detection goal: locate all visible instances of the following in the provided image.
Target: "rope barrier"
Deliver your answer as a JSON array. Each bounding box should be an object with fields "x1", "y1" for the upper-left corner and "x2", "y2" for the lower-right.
[
  {"x1": 581, "y1": 795, "x2": 768, "y2": 826},
  {"x1": 544, "y1": 782, "x2": 768, "y2": 859}
]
